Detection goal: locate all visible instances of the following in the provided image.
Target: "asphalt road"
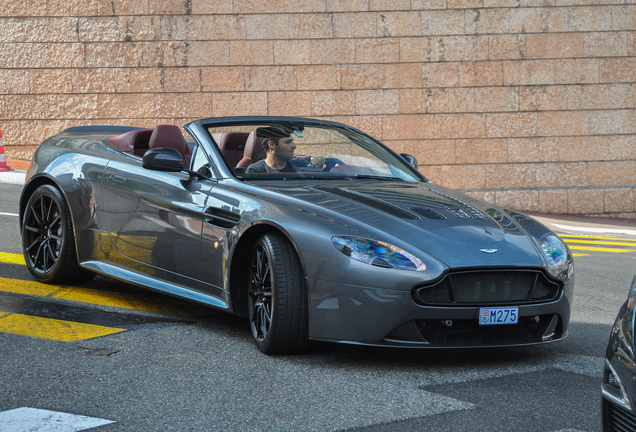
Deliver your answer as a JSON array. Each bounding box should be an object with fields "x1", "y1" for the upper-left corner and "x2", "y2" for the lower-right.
[{"x1": 1, "y1": 181, "x2": 635, "y2": 431}]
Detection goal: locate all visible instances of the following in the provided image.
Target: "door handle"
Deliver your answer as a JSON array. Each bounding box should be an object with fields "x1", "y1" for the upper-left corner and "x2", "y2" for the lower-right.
[{"x1": 111, "y1": 175, "x2": 127, "y2": 184}]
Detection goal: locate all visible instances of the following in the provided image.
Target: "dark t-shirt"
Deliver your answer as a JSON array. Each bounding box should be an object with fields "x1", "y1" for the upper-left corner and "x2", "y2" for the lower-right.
[{"x1": 246, "y1": 159, "x2": 300, "y2": 173}]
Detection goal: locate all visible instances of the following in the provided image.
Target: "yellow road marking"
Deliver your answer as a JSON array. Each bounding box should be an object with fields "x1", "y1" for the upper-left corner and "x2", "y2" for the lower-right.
[
  {"x1": 0, "y1": 312, "x2": 125, "y2": 342},
  {"x1": 0, "y1": 252, "x2": 25, "y2": 265},
  {"x1": 560, "y1": 235, "x2": 636, "y2": 242},
  {"x1": 0, "y1": 277, "x2": 198, "y2": 316},
  {"x1": 562, "y1": 236, "x2": 636, "y2": 254},
  {"x1": 572, "y1": 253, "x2": 589, "y2": 257},
  {"x1": 566, "y1": 246, "x2": 636, "y2": 253},
  {"x1": 564, "y1": 239, "x2": 636, "y2": 247}
]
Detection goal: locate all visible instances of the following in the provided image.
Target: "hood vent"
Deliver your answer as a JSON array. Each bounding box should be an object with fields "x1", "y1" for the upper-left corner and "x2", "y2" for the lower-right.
[
  {"x1": 369, "y1": 189, "x2": 486, "y2": 220},
  {"x1": 410, "y1": 207, "x2": 446, "y2": 219},
  {"x1": 319, "y1": 187, "x2": 420, "y2": 220},
  {"x1": 426, "y1": 189, "x2": 486, "y2": 219},
  {"x1": 506, "y1": 210, "x2": 551, "y2": 239},
  {"x1": 484, "y1": 208, "x2": 524, "y2": 235}
]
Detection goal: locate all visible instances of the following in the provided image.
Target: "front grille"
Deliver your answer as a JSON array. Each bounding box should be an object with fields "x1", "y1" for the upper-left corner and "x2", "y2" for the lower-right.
[
  {"x1": 604, "y1": 400, "x2": 636, "y2": 432},
  {"x1": 415, "y1": 314, "x2": 557, "y2": 345},
  {"x1": 415, "y1": 270, "x2": 560, "y2": 306}
]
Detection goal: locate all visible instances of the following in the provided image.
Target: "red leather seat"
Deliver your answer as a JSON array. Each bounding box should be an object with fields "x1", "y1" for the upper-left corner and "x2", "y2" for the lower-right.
[
  {"x1": 148, "y1": 125, "x2": 192, "y2": 169},
  {"x1": 211, "y1": 131, "x2": 250, "y2": 168},
  {"x1": 108, "y1": 128, "x2": 153, "y2": 156},
  {"x1": 237, "y1": 132, "x2": 266, "y2": 168}
]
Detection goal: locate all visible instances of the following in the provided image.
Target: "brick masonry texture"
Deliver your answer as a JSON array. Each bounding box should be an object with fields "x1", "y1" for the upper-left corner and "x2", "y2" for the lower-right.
[{"x1": 2, "y1": 1, "x2": 636, "y2": 218}]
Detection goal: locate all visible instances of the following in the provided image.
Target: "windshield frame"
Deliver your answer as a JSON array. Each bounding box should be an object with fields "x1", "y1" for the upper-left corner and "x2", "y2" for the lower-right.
[{"x1": 185, "y1": 116, "x2": 429, "y2": 183}]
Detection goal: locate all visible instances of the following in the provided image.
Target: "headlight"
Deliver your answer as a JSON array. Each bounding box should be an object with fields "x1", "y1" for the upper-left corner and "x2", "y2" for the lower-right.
[
  {"x1": 332, "y1": 236, "x2": 426, "y2": 271},
  {"x1": 540, "y1": 235, "x2": 573, "y2": 280},
  {"x1": 603, "y1": 359, "x2": 632, "y2": 410}
]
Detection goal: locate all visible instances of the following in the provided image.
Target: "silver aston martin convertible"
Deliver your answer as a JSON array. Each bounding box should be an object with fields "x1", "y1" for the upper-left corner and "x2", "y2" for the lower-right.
[{"x1": 19, "y1": 116, "x2": 574, "y2": 354}]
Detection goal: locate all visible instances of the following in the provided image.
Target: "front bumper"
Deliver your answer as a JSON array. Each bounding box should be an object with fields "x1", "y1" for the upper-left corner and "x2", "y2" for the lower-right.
[{"x1": 306, "y1": 275, "x2": 573, "y2": 348}]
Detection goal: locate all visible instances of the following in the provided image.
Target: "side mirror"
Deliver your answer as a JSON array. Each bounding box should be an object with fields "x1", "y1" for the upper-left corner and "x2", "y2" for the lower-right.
[
  {"x1": 142, "y1": 147, "x2": 184, "y2": 172},
  {"x1": 400, "y1": 153, "x2": 419, "y2": 170}
]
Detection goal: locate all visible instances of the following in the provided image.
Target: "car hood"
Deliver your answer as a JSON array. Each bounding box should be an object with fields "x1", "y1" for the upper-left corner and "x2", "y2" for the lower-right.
[{"x1": 262, "y1": 181, "x2": 548, "y2": 269}]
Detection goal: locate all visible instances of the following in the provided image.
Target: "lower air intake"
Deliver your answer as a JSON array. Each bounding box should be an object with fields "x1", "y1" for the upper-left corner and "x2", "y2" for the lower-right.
[{"x1": 416, "y1": 314, "x2": 559, "y2": 346}]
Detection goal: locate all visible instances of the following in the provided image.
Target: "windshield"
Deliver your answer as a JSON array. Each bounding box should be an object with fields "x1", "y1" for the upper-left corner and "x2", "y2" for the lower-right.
[{"x1": 206, "y1": 121, "x2": 425, "y2": 183}]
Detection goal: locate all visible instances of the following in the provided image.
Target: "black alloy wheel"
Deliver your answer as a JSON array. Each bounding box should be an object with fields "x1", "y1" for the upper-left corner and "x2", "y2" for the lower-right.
[
  {"x1": 21, "y1": 184, "x2": 94, "y2": 284},
  {"x1": 247, "y1": 233, "x2": 308, "y2": 354}
]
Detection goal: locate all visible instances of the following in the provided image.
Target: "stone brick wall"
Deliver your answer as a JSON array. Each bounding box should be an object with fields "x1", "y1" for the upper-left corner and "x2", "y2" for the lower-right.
[{"x1": 2, "y1": 0, "x2": 635, "y2": 218}]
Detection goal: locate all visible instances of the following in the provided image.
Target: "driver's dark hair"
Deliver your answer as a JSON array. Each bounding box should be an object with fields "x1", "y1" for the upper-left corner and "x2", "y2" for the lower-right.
[{"x1": 261, "y1": 137, "x2": 279, "y2": 152}]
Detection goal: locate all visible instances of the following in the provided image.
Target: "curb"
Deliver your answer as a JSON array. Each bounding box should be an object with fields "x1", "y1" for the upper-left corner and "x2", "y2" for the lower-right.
[{"x1": 0, "y1": 159, "x2": 28, "y2": 185}]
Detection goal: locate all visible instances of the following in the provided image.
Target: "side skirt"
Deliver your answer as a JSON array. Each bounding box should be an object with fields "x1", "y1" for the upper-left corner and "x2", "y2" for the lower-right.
[{"x1": 81, "y1": 260, "x2": 229, "y2": 310}]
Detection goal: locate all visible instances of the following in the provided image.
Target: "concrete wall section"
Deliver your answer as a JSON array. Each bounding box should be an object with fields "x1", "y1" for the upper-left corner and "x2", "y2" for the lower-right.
[{"x1": 2, "y1": 1, "x2": 635, "y2": 218}]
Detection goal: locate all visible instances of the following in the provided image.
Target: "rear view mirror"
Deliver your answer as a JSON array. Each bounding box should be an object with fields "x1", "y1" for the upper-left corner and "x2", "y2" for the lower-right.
[{"x1": 400, "y1": 153, "x2": 419, "y2": 170}]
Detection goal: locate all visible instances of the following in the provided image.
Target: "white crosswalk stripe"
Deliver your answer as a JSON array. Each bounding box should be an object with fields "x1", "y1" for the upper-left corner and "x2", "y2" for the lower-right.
[{"x1": 0, "y1": 407, "x2": 114, "y2": 432}]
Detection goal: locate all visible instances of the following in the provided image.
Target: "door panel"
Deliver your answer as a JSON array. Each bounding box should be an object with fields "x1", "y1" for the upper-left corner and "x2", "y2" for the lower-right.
[{"x1": 101, "y1": 159, "x2": 212, "y2": 285}]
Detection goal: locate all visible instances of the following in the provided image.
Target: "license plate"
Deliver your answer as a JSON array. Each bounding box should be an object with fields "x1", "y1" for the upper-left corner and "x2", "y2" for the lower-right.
[{"x1": 479, "y1": 306, "x2": 519, "y2": 325}]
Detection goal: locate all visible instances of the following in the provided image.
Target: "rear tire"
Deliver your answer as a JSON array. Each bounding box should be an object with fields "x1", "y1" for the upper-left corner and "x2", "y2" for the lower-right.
[
  {"x1": 247, "y1": 233, "x2": 308, "y2": 354},
  {"x1": 21, "y1": 185, "x2": 94, "y2": 284}
]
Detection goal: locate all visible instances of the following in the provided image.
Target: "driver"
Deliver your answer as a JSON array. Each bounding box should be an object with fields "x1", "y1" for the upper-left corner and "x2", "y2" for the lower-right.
[{"x1": 246, "y1": 126, "x2": 304, "y2": 174}]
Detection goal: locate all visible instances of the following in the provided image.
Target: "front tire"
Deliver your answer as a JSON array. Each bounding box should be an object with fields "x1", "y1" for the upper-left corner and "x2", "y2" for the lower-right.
[
  {"x1": 247, "y1": 233, "x2": 308, "y2": 354},
  {"x1": 21, "y1": 184, "x2": 94, "y2": 284}
]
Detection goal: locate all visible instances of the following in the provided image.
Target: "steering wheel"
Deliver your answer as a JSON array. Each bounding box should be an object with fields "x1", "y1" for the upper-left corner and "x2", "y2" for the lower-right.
[{"x1": 323, "y1": 157, "x2": 345, "y2": 172}]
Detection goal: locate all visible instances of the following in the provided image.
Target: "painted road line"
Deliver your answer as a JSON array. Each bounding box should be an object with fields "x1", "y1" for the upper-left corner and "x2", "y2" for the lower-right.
[
  {"x1": 565, "y1": 246, "x2": 636, "y2": 253},
  {"x1": 572, "y1": 253, "x2": 589, "y2": 257},
  {"x1": 562, "y1": 235, "x2": 636, "y2": 254},
  {"x1": 563, "y1": 239, "x2": 636, "y2": 247},
  {"x1": 0, "y1": 407, "x2": 114, "y2": 431},
  {"x1": 0, "y1": 293, "x2": 189, "y2": 329},
  {"x1": 0, "y1": 251, "x2": 25, "y2": 265},
  {"x1": 0, "y1": 277, "x2": 199, "y2": 316},
  {"x1": 560, "y1": 235, "x2": 636, "y2": 242},
  {"x1": 552, "y1": 223, "x2": 636, "y2": 236},
  {"x1": 0, "y1": 211, "x2": 18, "y2": 217},
  {"x1": 0, "y1": 312, "x2": 125, "y2": 342}
]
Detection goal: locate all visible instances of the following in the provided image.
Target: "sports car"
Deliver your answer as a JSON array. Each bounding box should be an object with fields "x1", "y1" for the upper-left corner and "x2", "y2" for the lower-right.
[
  {"x1": 603, "y1": 274, "x2": 636, "y2": 430},
  {"x1": 19, "y1": 116, "x2": 574, "y2": 354}
]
